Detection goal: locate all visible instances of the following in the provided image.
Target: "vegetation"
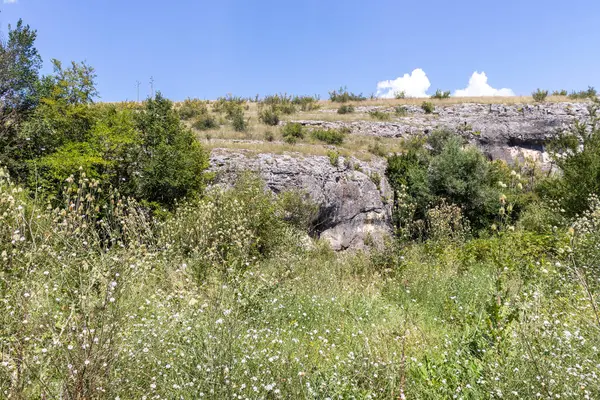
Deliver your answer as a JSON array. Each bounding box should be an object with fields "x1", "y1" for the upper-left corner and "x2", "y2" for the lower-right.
[
  {"x1": 3, "y1": 18, "x2": 600, "y2": 400},
  {"x1": 281, "y1": 122, "x2": 305, "y2": 144},
  {"x1": 310, "y1": 127, "x2": 347, "y2": 145},
  {"x1": 337, "y1": 104, "x2": 355, "y2": 114},
  {"x1": 369, "y1": 110, "x2": 391, "y2": 120},
  {"x1": 552, "y1": 89, "x2": 568, "y2": 96},
  {"x1": 329, "y1": 86, "x2": 366, "y2": 102},
  {"x1": 532, "y1": 88, "x2": 549, "y2": 102},
  {"x1": 568, "y1": 86, "x2": 597, "y2": 99},
  {"x1": 394, "y1": 90, "x2": 406, "y2": 99},
  {"x1": 258, "y1": 105, "x2": 281, "y2": 126},
  {"x1": 431, "y1": 89, "x2": 451, "y2": 99},
  {"x1": 421, "y1": 101, "x2": 435, "y2": 113}
]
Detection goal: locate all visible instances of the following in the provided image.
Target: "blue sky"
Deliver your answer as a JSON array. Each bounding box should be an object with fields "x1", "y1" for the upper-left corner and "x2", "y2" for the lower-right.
[{"x1": 1, "y1": 0, "x2": 599, "y2": 101}]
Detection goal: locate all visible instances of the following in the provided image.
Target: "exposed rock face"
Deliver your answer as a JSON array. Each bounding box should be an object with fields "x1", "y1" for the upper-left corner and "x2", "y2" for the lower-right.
[
  {"x1": 210, "y1": 149, "x2": 393, "y2": 250},
  {"x1": 209, "y1": 102, "x2": 592, "y2": 250},
  {"x1": 296, "y1": 102, "x2": 592, "y2": 168}
]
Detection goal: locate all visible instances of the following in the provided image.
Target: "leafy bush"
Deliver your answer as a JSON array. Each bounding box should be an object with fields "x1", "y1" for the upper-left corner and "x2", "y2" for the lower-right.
[
  {"x1": 421, "y1": 101, "x2": 434, "y2": 114},
  {"x1": 178, "y1": 98, "x2": 209, "y2": 120},
  {"x1": 369, "y1": 110, "x2": 391, "y2": 120},
  {"x1": 310, "y1": 128, "x2": 346, "y2": 145},
  {"x1": 281, "y1": 122, "x2": 304, "y2": 144},
  {"x1": 337, "y1": 104, "x2": 355, "y2": 114},
  {"x1": 430, "y1": 89, "x2": 451, "y2": 99},
  {"x1": 258, "y1": 106, "x2": 280, "y2": 126},
  {"x1": 386, "y1": 133, "x2": 510, "y2": 235},
  {"x1": 542, "y1": 99, "x2": 600, "y2": 217},
  {"x1": 230, "y1": 108, "x2": 247, "y2": 132},
  {"x1": 552, "y1": 89, "x2": 568, "y2": 96},
  {"x1": 532, "y1": 88, "x2": 548, "y2": 102},
  {"x1": 328, "y1": 86, "x2": 366, "y2": 103},
  {"x1": 192, "y1": 113, "x2": 218, "y2": 130},
  {"x1": 133, "y1": 94, "x2": 210, "y2": 207},
  {"x1": 568, "y1": 86, "x2": 597, "y2": 99},
  {"x1": 394, "y1": 91, "x2": 406, "y2": 99},
  {"x1": 327, "y1": 149, "x2": 340, "y2": 166},
  {"x1": 291, "y1": 95, "x2": 320, "y2": 111}
]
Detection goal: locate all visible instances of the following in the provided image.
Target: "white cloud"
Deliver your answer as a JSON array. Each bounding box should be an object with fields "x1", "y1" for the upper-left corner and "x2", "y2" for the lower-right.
[
  {"x1": 454, "y1": 71, "x2": 514, "y2": 97},
  {"x1": 376, "y1": 68, "x2": 430, "y2": 98},
  {"x1": 3, "y1": 0, "x2": 18, "y2": 3}
]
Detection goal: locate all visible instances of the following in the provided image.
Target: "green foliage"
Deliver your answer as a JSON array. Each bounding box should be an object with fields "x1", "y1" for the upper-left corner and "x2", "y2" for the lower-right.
[
  {"x1": 258, "y1": 106, "x2": 280, "y2": 126},
  {"x1": 368, "y1": 141, "x2": 388, "y2": 157},
  {"x1": 178, "y1": 98, "x2": 209, "y2": 120},
  {"x1": 133, "y1": 93, "x2": 209, "y2": 207},
  {"x1": 431, "y1": 89, "x2": 451, "y2": 99},
  {"x1": 369, "y1": 110, "x2": 391, "y2": 120},
  {"x1": 532, "y1": 88, "x2": 548, "y2": 102},
  {"x1": 568, "y1": 86, "x2": 597, "y2": 99},
  {"x1": 230, "y1": 108, "x2": 247, "y2": 132},
  {"x1": 543, "y1": 100, "x2": 600, "y2": 217},
  {"x1": 387, "y1": 133, "x2": 511, "y2": 236},
  {"x1": 394, "y1": 91, "x2": 406, "y2": 99},
  {"x1": 192, "y1": 113, "x2": 218, "y2": 130},
  {"x1": 337, "y1": 104, "x2": 355, "y2": 114},
  {"x1": 552, "y1": 89, "x2": 568, "y2": 96},
  {"x1": 292, "y1": 95, "x2": 321, "y2": 111},
  {"x1": 261, "y1": 93, "x2": 297, "y2": 114},
  {"x1": 310, "y1": 128, "x2": 347, "y2": 145},
  {"x1": 328, "y1": 86, "x2": 366, "y2": 103},
  {"x1": 281, "y1": 122, "x2": 304, "y2": 144},
  {"x1": 327, "y1": 149, "x2": 340, "y2": 166},
  {"x1": 421, "y1": 101, "x2": 434, "y2": 114},
  {"x1": 394, "y1": 105, "x2": 409, "y2": 116}
]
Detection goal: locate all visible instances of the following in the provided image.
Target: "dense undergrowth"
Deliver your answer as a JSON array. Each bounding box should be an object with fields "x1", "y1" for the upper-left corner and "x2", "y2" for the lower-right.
[{"x1": 2, "y1": 18, "x2": 600, "y2": 400}]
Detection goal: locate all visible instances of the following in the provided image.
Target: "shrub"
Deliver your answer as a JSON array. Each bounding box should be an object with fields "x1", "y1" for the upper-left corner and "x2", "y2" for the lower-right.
[
  {"x1": 337, "y1": 104, "x2": 355, "y2": 114},
  {"x1": 258, "y1": 106, "x2": 280, "y2": 126},
  {"x1": 327, "y1": 149, "x2": 340, "y2": 166},
  {"x1": 178, "y1": 98, "x2": 209, "y2": 120},
  {"x1": 292, "y1": 95, "x2": 320, "y2": 111},
  {"x1": 261, "y1": 94, "x2": 297, "y2": 114},
  {"x1": 568, "y1": 86, "x2": 597, "y2": 100},
  {"x1": 532, "y1": 88, "x2": 548, "y2": 102},
  {"x1": 230, "y1": 108, "x2": 247, "y2": 132},
  {"x1": 281, "y1": 122, "x2": 304, "y2": 144},
  {"x1": 328, "y1": 86, "x2": 366, "y2": 103},
  {"x1": 394, "y1": 91, "x2": 406, "y2": 99},
  {"x1": 421, "y1": 101, "x2": 435, "y2": 114},
  {"x1": 430, "y1": 89, "x2": 451, "y2": 99},
  {"x1": 310, "y1": 128, "x2": 346, "y2": 145},
  {"x1": 542, "y1": 99, "x2": 600, "y2": 217},
  {"x1": 192, "y1": 113, "x2": 218, "y2": 130},
  {"x1": 133, "y1": 93, "x2": 210, "y2": 208},
  {"x1": 369, "y1": 110, "x2": 391, "y2": 121},
  {"x1": 264, "y1": 130, "x2": 275, "y2": 141},
  {"x1": 368, "y1": 141, "x2": 387, "y2": 157},
  {"x1": 552, "y1": 89, "x2": 568, "y2": 96},
  {"x1": 395, "y1": 106, "x2": 409, "y2": 116}
]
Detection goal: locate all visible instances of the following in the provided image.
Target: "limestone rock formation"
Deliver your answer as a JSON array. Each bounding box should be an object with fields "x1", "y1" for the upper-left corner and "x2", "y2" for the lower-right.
[
  {"x1": 210, "y1": 149, "x2": 393, "y2": 250},
  {"x1": 296, "y1": 102, "x2": 592, "y2": 168}
]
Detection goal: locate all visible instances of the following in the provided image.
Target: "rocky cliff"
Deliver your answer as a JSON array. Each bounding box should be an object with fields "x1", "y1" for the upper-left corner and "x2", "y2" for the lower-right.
[
  {"x1": 210, "y1": 149, "x2": 393, "y2": 250},
  {"x1": 295, "y1": 102, "x2": 591, "y2": 169},
  {"x1": 209, "y1": 101, "x2": 592, "y2": 250}
]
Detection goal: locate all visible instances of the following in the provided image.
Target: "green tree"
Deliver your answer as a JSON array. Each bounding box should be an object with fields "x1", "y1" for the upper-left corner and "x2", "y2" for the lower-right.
[
  {"x1": 0, "y1": 19, "x2": 42, "y2": 172},
  {"x1": 134, "y1": 93, "x2": 209, "y2": 207},
  {"x1": 544, "y1": 99, "x2": 600, "y2": 217}
]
